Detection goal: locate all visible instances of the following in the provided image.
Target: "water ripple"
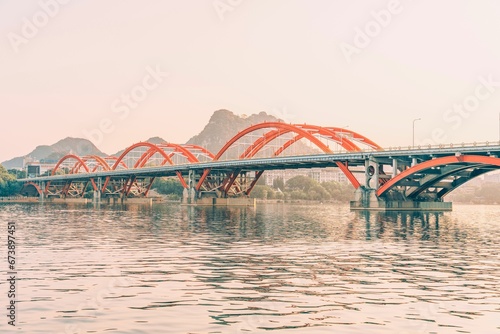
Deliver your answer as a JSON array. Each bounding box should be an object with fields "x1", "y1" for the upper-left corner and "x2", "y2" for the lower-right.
[{"x1": 0, "y1": 203, "x2": 499, "y2": 333}]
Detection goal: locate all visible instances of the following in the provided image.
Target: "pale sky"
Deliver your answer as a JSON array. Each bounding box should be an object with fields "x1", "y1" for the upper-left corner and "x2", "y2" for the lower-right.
[{"x1": 1, "y1": 0, "x2": 500, "y2": 162}]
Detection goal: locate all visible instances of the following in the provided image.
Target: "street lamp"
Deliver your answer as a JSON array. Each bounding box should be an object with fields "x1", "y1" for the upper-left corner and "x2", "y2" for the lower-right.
[{"x1": 412, "y1": 118, "x2": 421, "y2": 148}]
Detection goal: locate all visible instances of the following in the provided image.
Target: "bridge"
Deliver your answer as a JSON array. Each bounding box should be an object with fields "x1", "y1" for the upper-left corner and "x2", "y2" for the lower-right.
[{"x1": 20, "y1": 122, "x2": 500, "y2": 210}]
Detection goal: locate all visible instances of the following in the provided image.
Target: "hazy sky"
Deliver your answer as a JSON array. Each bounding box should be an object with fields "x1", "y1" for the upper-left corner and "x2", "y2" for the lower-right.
[{"x1": 1, "y1": 0, "x2": 500, "y2": 162}]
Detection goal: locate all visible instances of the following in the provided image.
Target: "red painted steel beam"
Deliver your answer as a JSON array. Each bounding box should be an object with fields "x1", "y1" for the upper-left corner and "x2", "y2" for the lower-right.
[
  {"x1": 245, "y1": 170, "x2": 265, "y2": 195},
  {"x1": 47, "y1": 154, "x2": 97, "y2": 194},
  {"x1": 197, "y1": 122, "x2": 364, "y2": 189},
  {"x1": 23, "y1": 182, "x2": 43, "y2": 196},
  {"x1": 377, "y1": 155, "x2": 500, "y2": 197}
]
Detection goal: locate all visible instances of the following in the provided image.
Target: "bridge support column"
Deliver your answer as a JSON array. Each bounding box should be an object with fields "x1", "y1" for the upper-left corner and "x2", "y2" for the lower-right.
[
  {"x1": 189, "y1": 187, "x2": 196, "y2": 204},
  {"x1": 365, "y1": 158, "x2": 380, "y2": 190},
  {"x1": 353, "y1": 158, "x2": 452, "y2": 211},
  {"x1": 182, "y1": 170, "x2": 197, "y2": 204},
  {"x1": 40, "y1": 182, "x2": 45, "y2": 202},
  {"x1": 93, "y1": 178, "x2": 102, "y2": 204},
  {"x1": 364, "y1": 159, "x2": 370, "y2": 188},
  {"x1": 351, "y1": 186, "x2": 452, "y2": 211},
  {"x1": 392, "y1": 159, "x2": 398, "y2": 178},
  {"x1": 93, "y1": 190, "x2": 101, "y2": 203}
]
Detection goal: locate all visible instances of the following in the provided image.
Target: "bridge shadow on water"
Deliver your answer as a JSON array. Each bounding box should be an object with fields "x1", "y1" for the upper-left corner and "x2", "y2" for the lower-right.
[
  {"x1": 354, "y1": 210, "x2": 443, "y2": 242},
  {"x1": 157, "y1": 203, "x2": 452, "y2": 244},
  {"x1": 20, "y1": 201, "x2": 466, "y2": 246}
]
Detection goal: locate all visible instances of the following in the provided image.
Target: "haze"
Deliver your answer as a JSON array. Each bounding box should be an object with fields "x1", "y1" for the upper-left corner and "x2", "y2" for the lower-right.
[{"x1": 1, "y1": 0, "x2": 500, "y2": 162}]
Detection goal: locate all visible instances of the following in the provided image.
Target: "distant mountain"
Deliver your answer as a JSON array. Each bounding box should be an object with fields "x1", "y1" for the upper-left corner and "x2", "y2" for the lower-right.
[
  {"x1": 187, "y1": 109, "x2": 317, "y2": 157},
  {"x1": 187, "y1": 109, "x2": 280, "y2": 155},
  {"x1": 2, "y1": 110, "x2": 318, "y2": 169},
  {"x1": 113, "y1": 110, "x2": 286, "y2": 158},
  {"x1": 1, "y1": 137, "x2": 106, "y2": 169}
]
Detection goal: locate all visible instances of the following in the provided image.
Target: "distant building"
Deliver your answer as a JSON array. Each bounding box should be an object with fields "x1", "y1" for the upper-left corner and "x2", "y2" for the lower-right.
[
  {"x1": 24, "y1": 157, "x2": 57, "y2": 177},
  {"x1": 264, "y1": 168, "x2": 349, "y2": 186}
]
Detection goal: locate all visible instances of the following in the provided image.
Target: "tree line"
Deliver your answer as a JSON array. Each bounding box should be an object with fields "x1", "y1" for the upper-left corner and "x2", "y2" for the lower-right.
[
  {"x1": 249, "y1": 175, "x2": 354, "y2": 201},
  {"x1": 151, "y1": 175, "x2": 355, "y2": 202},
  {"x1": 0, "y1": 166, "x2": 24, "y2": 197}
]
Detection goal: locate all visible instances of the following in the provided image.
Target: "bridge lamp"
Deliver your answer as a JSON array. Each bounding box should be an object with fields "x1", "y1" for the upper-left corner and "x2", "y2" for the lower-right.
[{"x1": 412, "y1": 118, "x2": 421, "y2": 148}]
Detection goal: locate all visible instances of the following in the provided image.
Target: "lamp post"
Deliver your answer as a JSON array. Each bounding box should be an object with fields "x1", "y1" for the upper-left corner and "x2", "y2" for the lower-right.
[{"x1": 412, "y1": 118, "x2": 421, "y2": 148}]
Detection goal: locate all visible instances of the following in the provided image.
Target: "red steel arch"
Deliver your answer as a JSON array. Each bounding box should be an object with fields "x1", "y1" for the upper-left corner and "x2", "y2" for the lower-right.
[
  {"x1": 22, "y1": 182, "x2": 43, "y2": 197},
  {"x1": 240, "y1": 124, "x2": 380, "y2": 159},
  {"x1": 135, "y1": 143, "x2": 202, "y2": 169},
  {"x1": 132, "y1": 143, "x2": 215, "y2": 169},
  {"x1": 324, "y1": 127, "x2": 382, "y2": 151},
  {"x1": 72, "y1": 155, "x2": 112, "y2": 173},
  {"x1": 51, "y1": 154, "x2": 91, "y2": 176},
  {"x1": 104, "y1": 142, "x2": 176, "y2": 193},
  {"x1": 376, "y1": 155, "x2": 500, "y2": 198},
  {"x1": 103, "y1": 156, "x2": 128, "y2": 170},
  {"x1": 105, "y1": 142, "x2": 201, "y2": 191},
  {"x1": 111, "y1": 142, "x2": 174, "y2": 170},
  {"x1": 45, "y1": 154, "x2": 98, "y2": 195},
  {"x1": 182, "y1": 144, "x2": 216, "y2": 160},
  {"x1": 237, "y1": 124, "x2": 382, "y2": 159},
  {"x1": 196, "y1": 122, "x2": 376, "y2": 190},
  {"x1": 214, "y1": 122, "x2": 329, "y2": 160}
]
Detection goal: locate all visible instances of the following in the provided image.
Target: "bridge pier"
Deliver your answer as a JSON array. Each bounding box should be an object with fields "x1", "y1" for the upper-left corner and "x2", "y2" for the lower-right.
[
  {"x1": 93, "y1": 190, "x2": 101, "y2": 203},
  {"x1": 40, "y1": 181, "x2": 45, "y2": 202},
  {"x1": 351, "y1": 187, "x2": 452, "y2": 211}
]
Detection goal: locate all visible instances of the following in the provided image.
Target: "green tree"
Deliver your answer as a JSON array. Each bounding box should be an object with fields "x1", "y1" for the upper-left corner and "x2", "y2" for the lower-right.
[
  {"x1": 8, "y1": 169, "x2": 26, "y2": 179},
  {"x1": 250, "y1": 185, "x2": 275, "y2": 199},
  {"x1": 286, "y1": 175, "x2": 317, "y2": 192},
  {"x1": 272, "y1": 177, "x2": 285, "y2": 190},
  {"x1": 152, "y1": 177, "x2": 184, "y2": 198},
  {"x1": 256, "y1": 174, "x2": 267, "y2": 185},
  {"x1": 308, "y1": 184, "x2": 331, "y2": 201},
  {"x1": 0, "y1": 165, "x2": 20, "y2": 196},
  {"x1": 322, "y1": 181, "x2": 355, "y2": 201}
]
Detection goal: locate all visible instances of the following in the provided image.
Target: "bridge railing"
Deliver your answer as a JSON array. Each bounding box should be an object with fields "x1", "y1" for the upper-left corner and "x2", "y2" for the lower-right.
[{"x1": 384, "y1": 140, "x2": 500, "y2": 152}]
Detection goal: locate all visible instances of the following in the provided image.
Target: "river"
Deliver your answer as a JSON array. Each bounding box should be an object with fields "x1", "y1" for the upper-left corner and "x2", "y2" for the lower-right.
[{"x1": 0, "y1": 203, "x2": 499, "y2": 333}]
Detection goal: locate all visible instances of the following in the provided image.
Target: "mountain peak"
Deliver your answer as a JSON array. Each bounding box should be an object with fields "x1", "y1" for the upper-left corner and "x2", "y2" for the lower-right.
[
  {"x1": 187, "y1": 110, "x2": 280, "y2": 155},
  {"x1": 145, "y1": 137, "x2": 167, "y2": 145},
  {"x1": 1, "y1": 137, "x2": 106, "y2": 169}
]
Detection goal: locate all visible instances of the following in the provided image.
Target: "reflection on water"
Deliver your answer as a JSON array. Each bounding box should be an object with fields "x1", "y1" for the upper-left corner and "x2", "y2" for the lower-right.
[{"x1": 0, "y1": 203, "x2": 499, "y2": 333}]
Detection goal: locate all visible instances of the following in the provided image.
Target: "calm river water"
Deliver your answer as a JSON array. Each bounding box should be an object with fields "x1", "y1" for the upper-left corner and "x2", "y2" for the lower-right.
[{"x1": 0, "y1": 203, "x2": 499, "y2": 333}]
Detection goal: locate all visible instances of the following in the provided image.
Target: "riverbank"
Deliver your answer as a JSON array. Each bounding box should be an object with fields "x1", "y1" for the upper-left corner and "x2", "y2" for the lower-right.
[{"x1": 0, "y1": 196, "x2": 39, "y2": 203}]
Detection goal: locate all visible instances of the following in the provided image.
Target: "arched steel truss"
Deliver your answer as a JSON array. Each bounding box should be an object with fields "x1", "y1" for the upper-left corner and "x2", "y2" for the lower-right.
[
  {"x1": 377, "y1": 155, "x2": 500, "y2": 200},
  {"x1": 39, "y1": 123, "x2": 384, "y2": 198},
  {"x1": 44, "y1": 143, "x2": 214, "y2": 198},
  {"x1": 196, "y1": 122, "x2": 382, "y2": 195},
  {"x1": 20, "y1": 182, "x2": 43, "y2": 197}
]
